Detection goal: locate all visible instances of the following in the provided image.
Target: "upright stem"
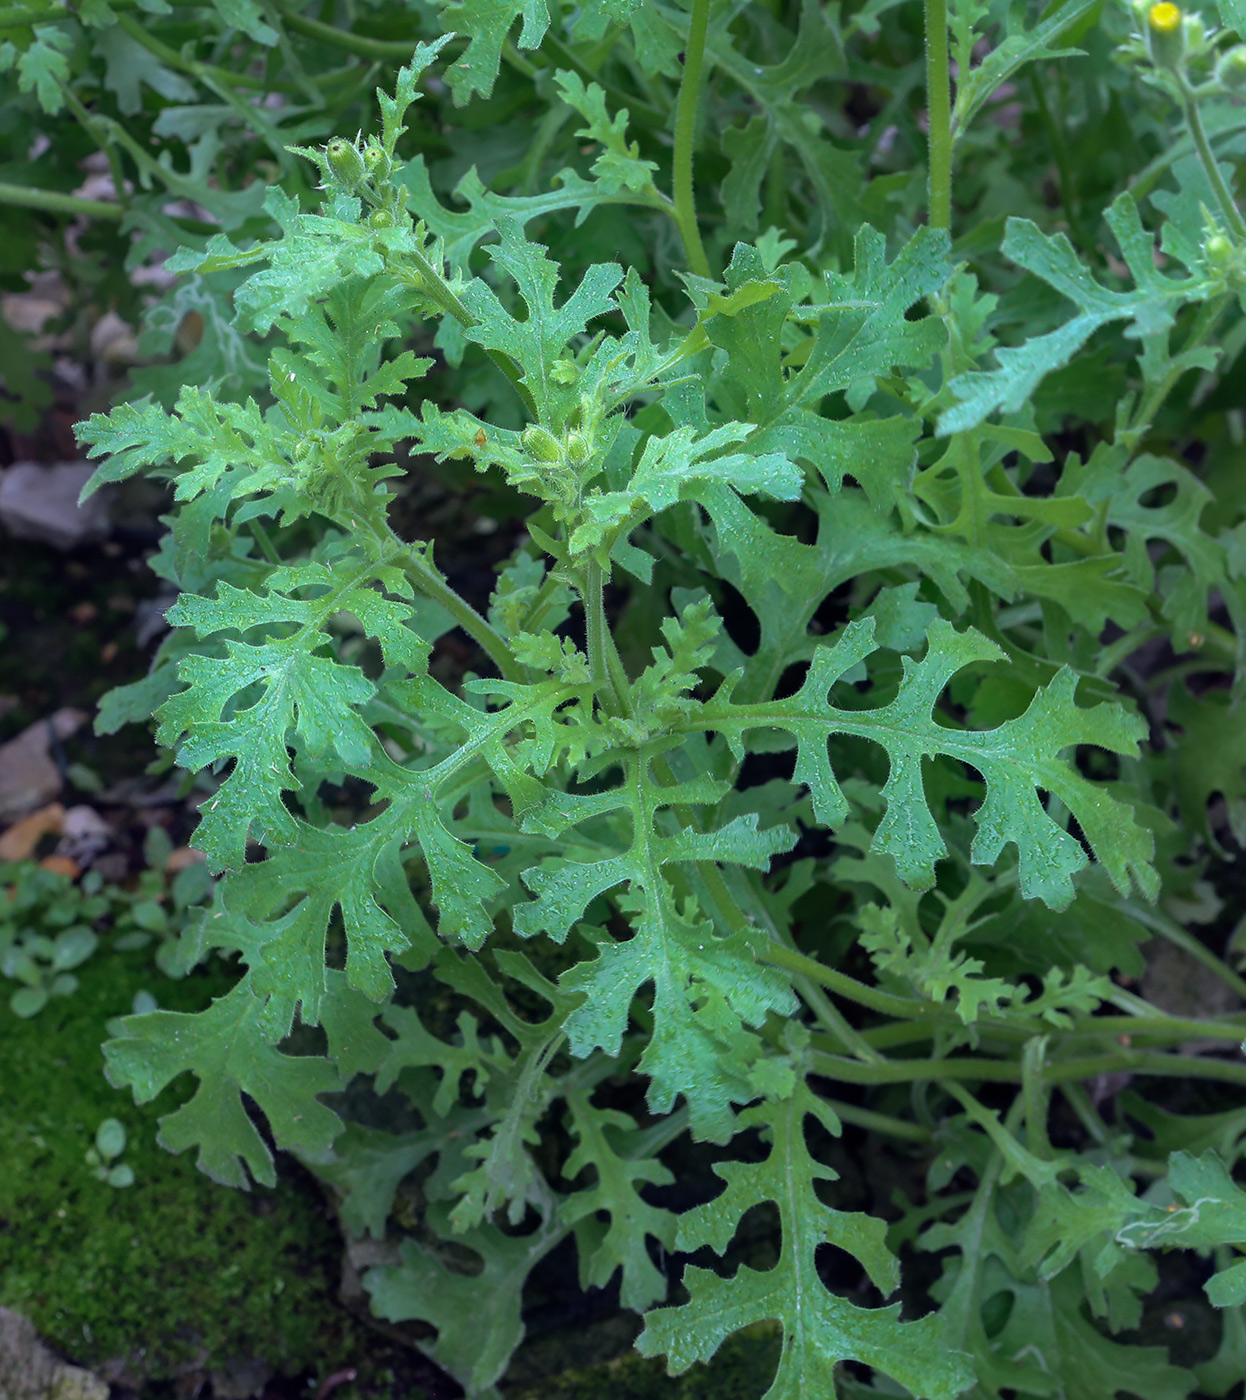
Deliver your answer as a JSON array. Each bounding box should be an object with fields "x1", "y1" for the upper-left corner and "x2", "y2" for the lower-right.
[
  {"x1": 1180, "y1": 81, "x2": 1246, "y2": 239},
  {"x1": 672, "y1": 0, "x2": 713, "y2": 279},
  {"x1": 584, "y1": 559, "x2": 626, "y2": 715},
  {"x1": 924, "y1": 0, "x2": 953, "y2": 230}
]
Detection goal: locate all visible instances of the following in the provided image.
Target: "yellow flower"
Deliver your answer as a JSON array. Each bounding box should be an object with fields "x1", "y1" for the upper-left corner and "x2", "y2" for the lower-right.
[{"x1": 1148, "y1": 1, "x2": 1182, "y2": 33}]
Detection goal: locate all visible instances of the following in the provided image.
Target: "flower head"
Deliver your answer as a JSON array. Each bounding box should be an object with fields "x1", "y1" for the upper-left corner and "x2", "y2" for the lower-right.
[
  {"x1": 1146, "y1": 1, "x2": 1187, "y2": 68},
  {"x1": 1148, "y1": 1, "x2": 1182, "y2": 33}
]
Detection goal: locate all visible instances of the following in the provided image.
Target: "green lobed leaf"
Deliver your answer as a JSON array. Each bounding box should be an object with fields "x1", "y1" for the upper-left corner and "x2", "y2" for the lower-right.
[
  {"x1": 697, "y1": 617, "x2": 1157, "y2": 908},
  {"x1": 102, "y1": 980, "x2": 343, "y2": 1188},
  {"x1": 638, "y1": 1080, "x2": 975, "y2": 1400}
]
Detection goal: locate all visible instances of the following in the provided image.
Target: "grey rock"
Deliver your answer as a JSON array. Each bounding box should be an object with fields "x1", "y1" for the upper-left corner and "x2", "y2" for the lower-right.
[
  {"x1": 0, "y1": 462, "x2": 110, "y2": 550},
  {"x1": 209, "y1": 1356, "x2": 273, "y2": 1400},
  {"x1": 0, "y1": 708, "x2": 87, "y2": 822},
  {"x1": 0, "y1": 1308, "x2": 108, "y2": 1400}
]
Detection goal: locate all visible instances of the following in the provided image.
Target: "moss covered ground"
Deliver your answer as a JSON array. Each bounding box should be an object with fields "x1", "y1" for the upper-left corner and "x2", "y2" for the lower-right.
[{"x1": 0, "y1": 942, "x2": 367, "y2": 1393}]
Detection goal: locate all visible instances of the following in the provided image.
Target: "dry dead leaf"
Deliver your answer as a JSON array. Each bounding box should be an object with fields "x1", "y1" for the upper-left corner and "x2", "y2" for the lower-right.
[{"x1": 0, "y1": 802, "x2": 66, "y2": 862}]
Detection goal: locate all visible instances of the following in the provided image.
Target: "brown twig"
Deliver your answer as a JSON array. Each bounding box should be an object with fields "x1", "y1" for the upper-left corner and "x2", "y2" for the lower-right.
[{"x1": 314, "y1": 1367, "x2": 358, "y2": 1400}]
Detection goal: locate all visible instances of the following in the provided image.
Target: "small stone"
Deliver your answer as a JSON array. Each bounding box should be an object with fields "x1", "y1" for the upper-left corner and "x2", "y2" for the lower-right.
[
  {"x1": 209, "y1": 1356, "x2": 273, "y2": 1400},
  {"x1": 0, "y1": 1308, "x2": 108, "y2": 1400},
  {"x1": 0, "y1": 709, "x2": 87, "y2": 823},
  {"x1": 0, "y1": 462, "x2": 110, "y2": 550}
]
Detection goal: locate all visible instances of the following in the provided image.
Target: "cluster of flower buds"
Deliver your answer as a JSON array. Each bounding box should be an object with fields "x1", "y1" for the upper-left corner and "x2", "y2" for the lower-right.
[
  {"x1": 316, "y1": 134, "x2": 399, "y2": 217},
  {"x1": 1120, "y1": 0, "x2": 1246, "y2": 94},
  {"x1": 521, "y1": 424, "x2": 591, "y2": 467}
]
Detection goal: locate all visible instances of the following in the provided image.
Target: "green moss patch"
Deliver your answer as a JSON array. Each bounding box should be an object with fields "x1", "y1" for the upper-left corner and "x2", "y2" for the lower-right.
[{"x1": 0, "y1": 946, "x2": 359, "y2": 1388}]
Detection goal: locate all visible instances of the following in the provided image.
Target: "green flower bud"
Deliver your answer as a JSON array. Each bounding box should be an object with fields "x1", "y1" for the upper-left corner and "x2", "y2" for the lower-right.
[
  {"x1": 1218, "y1": 44, "x2": 1246, "y2": 88},
  {"x1": 1205, "y1": 233, "x2": 1236, "y2": 270},
  {"x1": 325, "y1": 138, "x2": 367, "y2": 190},
  {"x1": 1146, "y1": 1, "x2": 1186, "y2": 69},
  {"x1": 363, "y1": 146, "x2": 393, "y2": 181},
  {"x1": 369, "y1": 209, "x2": 394, "y2": 229},
  {"x1": 549, "y1": 359, "x2": 580, "y2": 385},
  {"x1": 565, "y1": 432, "x2": 589, "y2": 466},
  {"x1": 521, "y1": 425, "x2": 562, "y2": 463}
]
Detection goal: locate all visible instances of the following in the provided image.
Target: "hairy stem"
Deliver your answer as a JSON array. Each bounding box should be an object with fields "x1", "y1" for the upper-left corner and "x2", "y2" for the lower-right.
[
  {"x1": 584, "y1": 559, "x2": 632, "y2": 715},
  {"x1": 672, "y1": 0, "x2": 713, "y2": 279},
  {"x1": 924, "y1": 0, "x2": 953, "y2": 230}
]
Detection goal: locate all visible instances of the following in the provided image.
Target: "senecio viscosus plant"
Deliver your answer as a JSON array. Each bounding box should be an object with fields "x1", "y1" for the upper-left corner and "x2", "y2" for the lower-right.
[{"x1": 71, "y1": 0, "x2": 1246, "y2": 1394}]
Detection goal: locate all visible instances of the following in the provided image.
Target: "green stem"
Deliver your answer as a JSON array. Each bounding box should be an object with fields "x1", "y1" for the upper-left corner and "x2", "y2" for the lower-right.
[
  {"x1": 0, "y1": 181, "x2": 124, "y2": 220},
  {"x1": 671, "y1": 0, "x2": 712, "y2": 279},
  {"x1": 276, "y1": 3, "x2": 430, "y2": 60},
  {"x1": 813, "y1": 1047, "x2": 1246, "y2": 1087},
  {"x1": 1059, "y1": 1079, "x2": 1113, "y2": 1147},
  {"x1": 1125, "y1": 294, "x2": 1229, "y2": 437},
  {"x1": 114, "y1": 11, "x2": 259, "y2": 89},
  {"x1": 761, "y1": 942, "x2": 928, "y2": 1019},
  {"x1": 1022, "y1": 1035, "x2": 1052, "y2": 1158},
  {"x1": 1030, "y1": 69, "x2": 1085, "y2": 248},
  {"x1": 583, "y1": 559, "x2": 630, "y2": 716},
  {"x1": 1130, "y1": 115, "x2": 1246, "y2": 203},
  {"x1": 697, "y1": 862, "x2": 886, "y2": 1063},
  {"x1": 1180, "y1": 79, "x2": 1246, "y2": 239},
  {"x1": 114, "y1": 12, "x2": 293, "y2": 158},
  {"x1": 535, "y1": 30, "x2": 667, "y2": 130},
  {"x1": 924, "y1": 0, "x2": 953, "y2": 230},
  {"x1": 396, "y1": 544, "x2": 520, "y2": 682},
  {"x1": 824, "y1": 1099, "x2": 931, "y2": 1142},
  {"x1": 1118, "y1": 902, "x2": 1246, "y2": 1002},
  {"x1": 250, "y1": 520, "x2": 282, "y2": 566}
]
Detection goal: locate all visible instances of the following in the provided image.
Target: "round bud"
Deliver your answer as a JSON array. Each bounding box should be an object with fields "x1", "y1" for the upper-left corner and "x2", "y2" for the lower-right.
[
  {"x1": 521, "y1": 425, "x2": 562, "y2": 463},
  {"x1": 363, "y1": 146, "x2": 393, "y2": 181},
  {"x1": 565, "y1": 432, "x2": 589, "y2": 466},
  {"x1": 1146, "y1": 1, "x2": 1186, "y2": 68},
  {"x1": 1206, "y1": 233, "x2": 1236, "y2": 269},
  {"x1": 1218, "y1": 44, "x2": 1246, "y2": 88},
  {"x1": 369, "y1": 209, "x2": 394, "y2": 228},
  {"x1": 325, "y1": 138, "x2": 367, "y2": 190}
]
